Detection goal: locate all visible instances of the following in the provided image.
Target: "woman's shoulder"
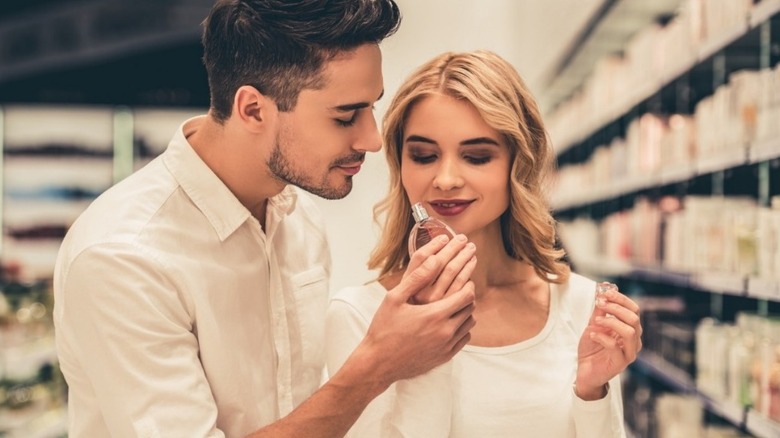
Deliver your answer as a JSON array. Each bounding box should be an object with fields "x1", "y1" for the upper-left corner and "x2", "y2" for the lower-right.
[
  {"x1": 329, "y1": 281, "x2": 387, "y2": 318},
  {"x1": 554, "y1": 272, "x2": 598, "y2": 330},
  {"x1": 558, "y1": 271, "x2": 598, "y2": 295}
]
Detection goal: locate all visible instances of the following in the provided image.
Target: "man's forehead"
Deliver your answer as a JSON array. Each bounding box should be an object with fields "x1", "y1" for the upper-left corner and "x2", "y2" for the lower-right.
[{"x1": 307, "y1": 47, "x2": 384, "y2": 108}]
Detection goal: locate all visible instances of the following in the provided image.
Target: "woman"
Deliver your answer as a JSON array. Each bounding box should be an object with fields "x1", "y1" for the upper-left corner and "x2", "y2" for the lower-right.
[{"x1": 326, "y1": 50, "x2": 641, "y2": 437}]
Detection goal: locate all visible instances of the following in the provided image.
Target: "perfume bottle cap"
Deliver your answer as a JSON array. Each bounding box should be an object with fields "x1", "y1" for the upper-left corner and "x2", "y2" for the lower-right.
[
  {"x1": 596, "y1": 282, "x2": 617, "y2": 295},
  {"x1": 411, "y1": 202, "x2": 429, "y2": 223}
]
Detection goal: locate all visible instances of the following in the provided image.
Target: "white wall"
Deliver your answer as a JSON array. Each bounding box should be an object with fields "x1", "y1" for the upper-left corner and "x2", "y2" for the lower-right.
[{"x1": 313, "y1": 0, "x2": 605, "y2": 294}]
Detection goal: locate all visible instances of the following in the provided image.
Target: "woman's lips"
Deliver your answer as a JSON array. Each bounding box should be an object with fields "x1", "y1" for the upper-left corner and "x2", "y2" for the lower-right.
[{"x1": 428, "y1": 200, "x2": 473, "y2": 216}]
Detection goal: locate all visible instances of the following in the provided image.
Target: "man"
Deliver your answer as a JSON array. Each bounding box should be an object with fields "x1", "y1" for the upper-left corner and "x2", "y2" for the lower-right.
[{"x1": 53, "y1": 0, "x2": 477, "y2": 437}]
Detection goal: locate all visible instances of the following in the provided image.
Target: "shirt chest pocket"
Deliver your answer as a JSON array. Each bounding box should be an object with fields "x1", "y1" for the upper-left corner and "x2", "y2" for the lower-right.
[{"x1": 291, "y1": 266, "x2": 329, "y2": 367}]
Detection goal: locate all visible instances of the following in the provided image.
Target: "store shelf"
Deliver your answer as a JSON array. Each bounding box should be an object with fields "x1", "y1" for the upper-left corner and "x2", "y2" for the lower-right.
[
  {"x1": 541, "y1": 0, "x2": 685, "y2": 116},
  {"x1": 551, "y1": 3, "x2": 778, "y2": 155},
  {"x1": 550, "y1": 1, "x2": 780, "y2": 436},
  {"x1": 691, "y1": 271, "x2": 748, "y2": 297},
  {"x1": 633, "y1": 351, "x2": 696, "y2": 392},
  {"x1": 552, "y1": 175, "x2": 655, "y2": 211},
  {"x1": 630, "y1": 264, "x2": 692, "y2": 289},
  {"x1": 749, "y1": 137, "x2": 780, "y2": 164},
  {"x1": 573, "y1": 258, "x2": 780, "y2": 303},
  {"x1": 694, "y1": 147, "x2": 750, "y2": 176},
  {"x1": 746, "y1": 410, "x2": 780, "y2": 438},
  {"x1": 697, "y1": 21, "x2": 751, "y2": 64},
  {"x1": 659, "y1": 163, "x2": 696, "y2": 186},
  {"x1": 552, "y1": 78, "x2": 664, "y2": 155},
  {"x1": 633, "y1": 351, "x2": 746, "y2": 428},
  {"x1": 747, "y1": 277, "x2": 780, "y2": 300},
  {"x1": 751, "y1": 0, "x2": 780, "y2": 28},
  {"x1": 552, "y1": 142, "x2": 779, "y2": 212}
]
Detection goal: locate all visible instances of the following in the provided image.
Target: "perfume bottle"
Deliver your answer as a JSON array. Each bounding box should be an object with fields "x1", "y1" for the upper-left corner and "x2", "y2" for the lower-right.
[
  {"x1": 595, "y1": 281, "x2": 617, "y2": 317},
  {"x1": 596, "y1": 282, "x2": 617, "y2": 295},
  {"x1": 408, "y1": 202, "x2": 456, "y2": 256}
]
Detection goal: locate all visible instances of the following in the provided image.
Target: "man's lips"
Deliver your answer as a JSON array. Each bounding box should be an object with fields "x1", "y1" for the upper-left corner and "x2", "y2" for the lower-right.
[
  {"x1": 336, "y1": 161, "x2": 363, "y2": 175},
  {"x1": 428, "y1": 200, "x2": 474, "y2": 216}
]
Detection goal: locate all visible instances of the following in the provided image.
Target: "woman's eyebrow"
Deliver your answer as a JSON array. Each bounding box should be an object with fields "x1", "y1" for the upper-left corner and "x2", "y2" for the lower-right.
[
  {"x1": 461, "y1": 137, "x2": 500, "y2": 146},
  {"x1": 405, "y1": 134, "x2": 436, "y2": 144},
  {"x1": 405, "y1": 135, "x2": 500, "y2": 146}
]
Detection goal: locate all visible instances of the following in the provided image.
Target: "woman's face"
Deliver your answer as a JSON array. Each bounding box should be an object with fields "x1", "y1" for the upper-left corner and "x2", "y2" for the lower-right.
[{"x1": 400, "y1": 93, "x2": 512, "y2": 236}]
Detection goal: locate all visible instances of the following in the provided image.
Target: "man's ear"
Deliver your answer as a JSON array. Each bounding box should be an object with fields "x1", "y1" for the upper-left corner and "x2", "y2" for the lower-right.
[{"x1": 233, "y1": 85, "x2": 277, "y2": 132}]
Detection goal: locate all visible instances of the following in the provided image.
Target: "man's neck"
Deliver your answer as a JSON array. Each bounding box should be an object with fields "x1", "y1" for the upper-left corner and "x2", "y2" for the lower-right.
[{"x1": 187, "y1": 114, "x2": 283, "y2": 225}]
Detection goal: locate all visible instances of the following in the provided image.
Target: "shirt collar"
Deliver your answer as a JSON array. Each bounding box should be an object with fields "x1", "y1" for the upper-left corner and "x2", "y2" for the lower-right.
[
  {"x1": 269, "y1": 184, "x2": 298, "y2": 215},
  {"x1": 163, "y1": 116, "x2": 300, "y2": 240}
]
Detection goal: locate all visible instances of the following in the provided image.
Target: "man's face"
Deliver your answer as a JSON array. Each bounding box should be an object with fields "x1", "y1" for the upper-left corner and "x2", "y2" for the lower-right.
[{"x1": 269, "y1": 44, "x2": 384, "y2": 199}]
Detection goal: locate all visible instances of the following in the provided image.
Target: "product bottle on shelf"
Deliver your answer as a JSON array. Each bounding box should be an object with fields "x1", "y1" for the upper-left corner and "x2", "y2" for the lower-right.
[
  {"x1": 729, "y1": 313, "x2": 757, "y2": 407},
  {"x1": 696, "y1": 318, "x2": 714, "y2": 393},
  {"x1": 768, "y1": 321, "x2": 780, "y2": 422}
]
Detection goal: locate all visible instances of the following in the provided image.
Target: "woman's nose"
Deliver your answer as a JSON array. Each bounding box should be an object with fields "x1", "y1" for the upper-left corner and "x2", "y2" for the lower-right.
[{"x1": 432, "y1": 159, "x2": 464, "y2": 190}]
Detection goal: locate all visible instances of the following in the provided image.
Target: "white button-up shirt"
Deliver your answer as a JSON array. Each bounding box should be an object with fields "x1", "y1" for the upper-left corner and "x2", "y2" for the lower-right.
[{"x1": 53, "y1": 116, "x2": 331, "y2": 437}]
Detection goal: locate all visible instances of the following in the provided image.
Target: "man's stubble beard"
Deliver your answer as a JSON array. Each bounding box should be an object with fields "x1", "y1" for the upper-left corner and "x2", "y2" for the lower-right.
[{"x1": 267, "y1": 135, "x2": 354, "y2": 200}]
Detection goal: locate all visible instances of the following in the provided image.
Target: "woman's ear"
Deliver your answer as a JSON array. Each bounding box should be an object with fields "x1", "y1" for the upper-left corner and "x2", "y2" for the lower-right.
[{"x1": 233, "y1": 85, "x2": 278, "y2": 132}]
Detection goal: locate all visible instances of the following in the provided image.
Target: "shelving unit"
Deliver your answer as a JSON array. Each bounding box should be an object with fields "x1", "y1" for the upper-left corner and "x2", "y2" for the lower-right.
[
  {"x1": 545, "y1": 1, "x2": 779, "y2": 156},
  {"x1": 0, "y1": 105, "x2": 203, "y2": 436},
  {"x1": 547, "y1": 1, "x2": 780, "y2": 436},
  {"x1": 539, "y1": 0, "x2": 685, "y2": 114},
  {"x1": 634, "y1": 351, "x2": 746, "y2": 427},
  {"x1": 574, "y1": 258, "x2": 780, "y2": 301},
  {"x1": 634, "y1": 350, "x2": 780, "y2": 437}
]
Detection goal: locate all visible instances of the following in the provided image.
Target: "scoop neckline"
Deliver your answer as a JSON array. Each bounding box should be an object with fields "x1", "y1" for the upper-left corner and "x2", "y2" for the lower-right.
[
  {"x1": 462, "y1": 282, "x2": 558, "y2": 355},
  {"x1": 368, "y1": 280, "x2": 559, "y2": 355}
]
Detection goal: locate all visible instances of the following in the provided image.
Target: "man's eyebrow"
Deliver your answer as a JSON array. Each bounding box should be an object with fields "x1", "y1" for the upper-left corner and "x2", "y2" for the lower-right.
[{"x1": 332, "y1": 89, "x2": 384, "y2": 112}]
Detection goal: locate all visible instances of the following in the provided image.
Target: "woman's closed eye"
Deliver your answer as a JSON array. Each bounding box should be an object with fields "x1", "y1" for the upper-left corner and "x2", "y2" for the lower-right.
[
  {"x1": 409, "y1": 153, "x2": 437, "y2": 164},
  {"x1": 408, "y1": 152, "x2": 494, "y2": 165},
  {"x1": 463, "y1": 153, "x2": 493, "y2": 164}
]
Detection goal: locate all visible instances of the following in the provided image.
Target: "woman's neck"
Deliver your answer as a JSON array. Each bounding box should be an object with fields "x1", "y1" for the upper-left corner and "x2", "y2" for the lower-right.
[
  {"x1": 465, "y1": 223, "x2": 540, "y2": 297},
  {"x1": 379, "y1": 222, "x2": 545, "y2": 299},
  {"x1": 377, "y1": 221, "x2": 551, "y2": 348}
]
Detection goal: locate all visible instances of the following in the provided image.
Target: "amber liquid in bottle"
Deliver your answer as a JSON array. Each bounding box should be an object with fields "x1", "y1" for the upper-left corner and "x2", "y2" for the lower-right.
[{"x1": 408, "y1": 202, "x2": 456, "y2": 257}]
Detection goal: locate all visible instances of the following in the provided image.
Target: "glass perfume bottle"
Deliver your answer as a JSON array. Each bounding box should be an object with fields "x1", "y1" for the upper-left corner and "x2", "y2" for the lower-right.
[
  {"x1": 594, "y1": 281, "x2": 618, "y2": 317},
  {"x1": 408, "y1": 202, "x2": 456, "y2": 256},
  {"x1": 596, "y1": 282, "x2": 617, "y2": 296}
]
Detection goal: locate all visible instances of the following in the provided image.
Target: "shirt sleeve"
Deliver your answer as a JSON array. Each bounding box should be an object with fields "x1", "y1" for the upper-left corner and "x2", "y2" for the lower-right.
[
  {"x1": 572, "y1": 375, "x2": 627, "y2": 438},
  {"x1": 325, "y1": 294, "x2": 452, "y2": 438},
  {"x1": 56, "y1": 242, "x2": 224, "y2": 438}
]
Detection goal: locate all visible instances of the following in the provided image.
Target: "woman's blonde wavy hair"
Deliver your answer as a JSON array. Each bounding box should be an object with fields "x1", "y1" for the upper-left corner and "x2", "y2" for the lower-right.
[{"x1": 368, "y1": 50, "x2": 570, "y2": 284}]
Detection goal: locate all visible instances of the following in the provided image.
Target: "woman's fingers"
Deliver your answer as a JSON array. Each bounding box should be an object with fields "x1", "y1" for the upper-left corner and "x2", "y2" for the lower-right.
[{"x1": 590, "y1": 287, "x2": 643, "y2": 361}]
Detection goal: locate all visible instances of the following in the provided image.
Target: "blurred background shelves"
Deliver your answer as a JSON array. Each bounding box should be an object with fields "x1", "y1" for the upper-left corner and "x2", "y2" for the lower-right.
[
  {"x1": 633, "y1": 350, "x2": 746, "y2": 430},
  {"x1": 549, "y1": 1, "x2": 780, "y2": 436},
  {"x1": 0, "y1": 104, "x2": 201, "y2": 437}
]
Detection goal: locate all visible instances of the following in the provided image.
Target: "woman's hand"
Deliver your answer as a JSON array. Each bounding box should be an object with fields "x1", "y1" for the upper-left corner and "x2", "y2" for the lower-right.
[{"x1": 575, "y1": 283, "x2": 642, "y2": 400}]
